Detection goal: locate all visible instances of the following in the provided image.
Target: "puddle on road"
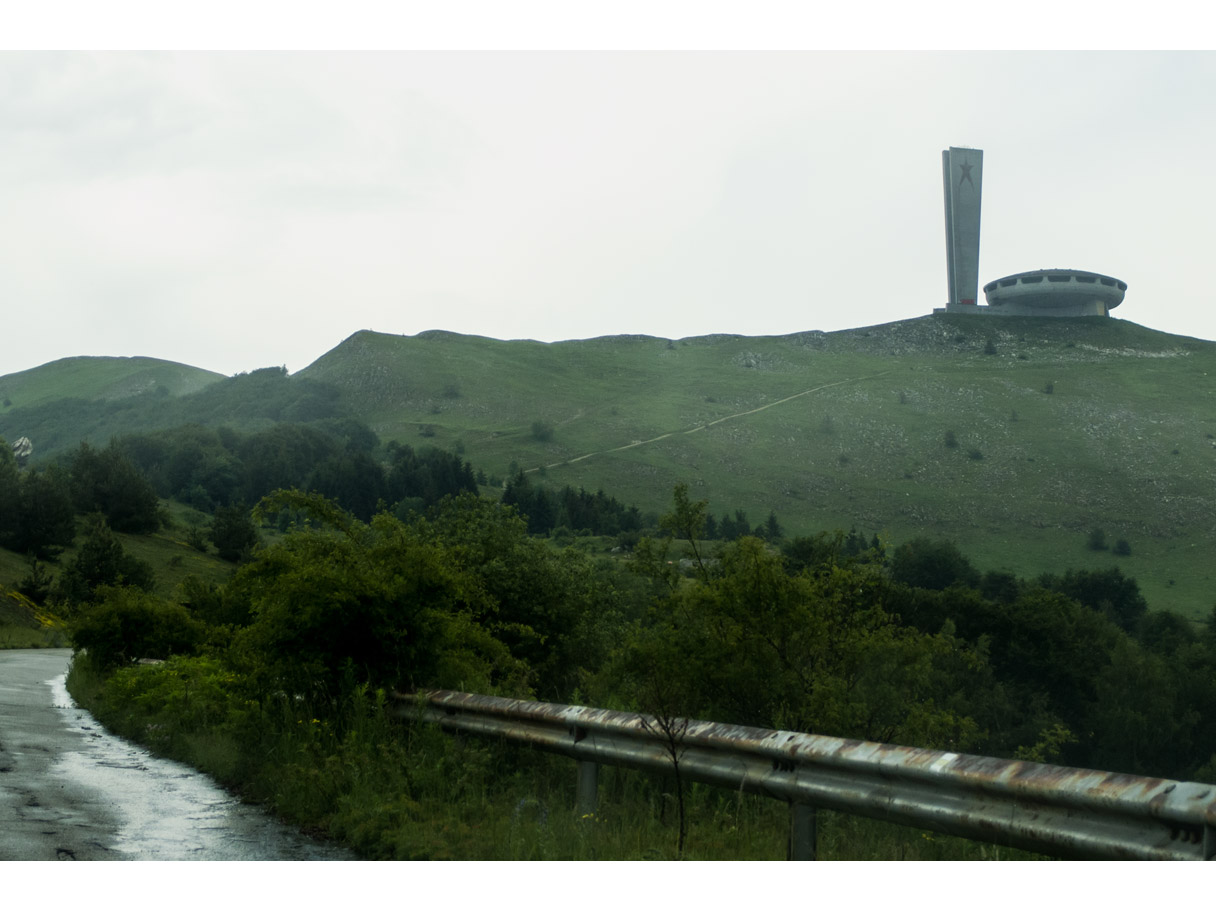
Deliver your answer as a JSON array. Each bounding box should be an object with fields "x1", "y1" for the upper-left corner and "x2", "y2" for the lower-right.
[{"x1": 48, "y1": 675, "x2": 353, "y2": 860}]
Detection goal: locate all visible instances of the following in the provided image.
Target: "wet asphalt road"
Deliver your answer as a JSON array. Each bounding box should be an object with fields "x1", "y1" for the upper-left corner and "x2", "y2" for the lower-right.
[{"x1": 0, "y1": 649, "x2": 352, "y2": 860}]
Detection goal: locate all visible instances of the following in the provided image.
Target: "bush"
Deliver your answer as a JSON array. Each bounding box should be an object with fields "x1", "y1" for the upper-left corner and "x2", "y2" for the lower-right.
[
  {"x1": 1086, "y1": 528, "x2": 1108, "y2": 552},
  {"x1": 944, "y1": 430, "x2": 959, "y2": 449},
  {"x1": 69, "y1": 587, "x2": 205, "y2": 669},
  {"x1": 1113, "y1": 539, "x2": 1132, "y2": 556},
  {"x1": 530, "y1": 420, "x2": 555, "y2": 443}
]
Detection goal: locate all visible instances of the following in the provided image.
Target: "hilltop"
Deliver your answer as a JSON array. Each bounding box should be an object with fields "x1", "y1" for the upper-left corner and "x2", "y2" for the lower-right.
[
  {"x1": 298, "y1": 316, "x2": 1216, "y2": 619},
  {"x1": 0, "y1": 356, "x2": 223, "y2": 411},
  {"x1": 4, "y1": 315, "x2": 1216, "y2": 619}
]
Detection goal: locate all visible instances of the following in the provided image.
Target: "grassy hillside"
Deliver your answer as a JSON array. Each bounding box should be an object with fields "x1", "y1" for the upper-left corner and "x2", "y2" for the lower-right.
[
  {"x1": 299, "y1": 317, "x2": 1216, "y2": 620},
  {"x1": 0, "y1": 365, "x2": 341, "y2": 458},
  {"x1": 0, "y1": 356, "x2": 223, "y2": 411},
  {"x1": 0, "y1": 500, "x2": 242, "y2": 647},
  {"x1": 7, "y1": 316, "x2": 1215, "y2": 621}
]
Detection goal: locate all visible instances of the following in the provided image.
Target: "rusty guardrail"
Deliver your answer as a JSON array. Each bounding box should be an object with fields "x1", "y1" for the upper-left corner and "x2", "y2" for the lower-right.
[{"x1": 394, "y1": 689, "x2": 1216, "y2": 860}]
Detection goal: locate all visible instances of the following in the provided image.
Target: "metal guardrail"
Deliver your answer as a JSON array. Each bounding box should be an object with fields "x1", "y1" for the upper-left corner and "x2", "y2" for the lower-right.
[{"x1": 394, "y1": 689, "x2": 1216, "y2": 861}]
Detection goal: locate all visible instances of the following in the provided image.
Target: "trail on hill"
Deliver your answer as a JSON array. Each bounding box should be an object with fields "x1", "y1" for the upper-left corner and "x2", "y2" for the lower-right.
[{"x1": 529, "y1": 373, "x2": 887, "y2": 474}]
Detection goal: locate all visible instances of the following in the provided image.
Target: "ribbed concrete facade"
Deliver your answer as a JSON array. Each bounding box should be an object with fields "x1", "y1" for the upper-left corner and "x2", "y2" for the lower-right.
[{"x1": 983, "y1": 269, "x2": 1126, "y2": 316}]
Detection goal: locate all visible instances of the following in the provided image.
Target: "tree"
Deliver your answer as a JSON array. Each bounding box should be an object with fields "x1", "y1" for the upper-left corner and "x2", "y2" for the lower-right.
[
  {"x1": 10, "y1": 466, "x2": 77, "y2": 559},
  {"x1": 888, "y1": 538, "x2": 980, "y2": 591},
  {"x1": 57, "y1": 516, "x2": 155, "y2": 606},
  {"x1": 419, "y1": 494, "x2": 627, "y2": 699},
  {"x1": 209, "y1": 502, "x2": 260, "y2": 563},
  {"x1": 68, "y1": 441, "x2": 161, "y2": 533},
  {"x1": 658, "y1": 483, "x2": 710, "y2": 580},
  {"x1": 0, "y1": 436, "x2": 20, "y2": 547},
  {"x1": 618, "y1": 533, "x2": 982, "y2": 748},
  {"x1": 230, "y1": 500, "x2": 528, "y2": 701},
  {"x1": 1038, "y1": 567, "x2": 1148, "y2": 634}
]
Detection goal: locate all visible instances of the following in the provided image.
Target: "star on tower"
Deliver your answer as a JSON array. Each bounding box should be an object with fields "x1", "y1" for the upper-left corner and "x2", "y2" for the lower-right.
[{"x1": 958, "y1": 161, "x2": 975, "y2": 190}]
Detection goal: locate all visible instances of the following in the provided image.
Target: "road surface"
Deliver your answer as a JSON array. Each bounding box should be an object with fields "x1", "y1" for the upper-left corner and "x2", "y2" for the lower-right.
[{"x1": 0, "y1": 649, "x2": 351, "y2": 860}]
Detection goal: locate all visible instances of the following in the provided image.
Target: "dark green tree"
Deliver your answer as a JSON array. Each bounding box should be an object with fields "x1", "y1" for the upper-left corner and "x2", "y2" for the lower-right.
[
  {"x1": 888, "y1": 537, "x2": 980, "y2": 591},
  {"x1": 209, "y1": 502, "x2": 260, "y2": 563},
  {"x1": 231, "y1": 494, "x2": 528, "y2": 700},
  {"x1": 9, "y1": 466, "x2": 77, "y2": 559},
  {"x1": 1038, "y1": 567, "x2": 1148, "y2": 634},
  {"x1": 57, "y1": 517, "x2": 155, "y2": 606},
  {"x1": 68, "y1": 441, "x2": 161, "y2": 533}
]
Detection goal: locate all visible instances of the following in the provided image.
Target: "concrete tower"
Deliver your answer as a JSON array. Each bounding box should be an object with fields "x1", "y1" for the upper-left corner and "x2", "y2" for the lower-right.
[{"x1": 942, "y1": 147, "x2": 983, "y2": 309}]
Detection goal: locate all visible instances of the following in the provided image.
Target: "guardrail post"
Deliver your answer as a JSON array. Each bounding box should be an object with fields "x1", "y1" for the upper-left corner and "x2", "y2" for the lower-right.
[
  {"x1": 789, "y1": 803, "x2": 817, "y2": 861},
  {"x1": 577, "y1": 760, "x2": 599, "y2": 816}
]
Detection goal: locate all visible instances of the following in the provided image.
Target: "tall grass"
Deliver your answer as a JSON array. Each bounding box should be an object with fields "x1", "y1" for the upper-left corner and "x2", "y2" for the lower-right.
[{"x1": 65, "y1": 652, "x2": 1040, "y2": 860}]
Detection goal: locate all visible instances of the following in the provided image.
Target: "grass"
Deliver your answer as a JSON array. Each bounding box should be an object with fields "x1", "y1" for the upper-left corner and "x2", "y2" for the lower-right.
[
  {"x1": 0, "y1": 355, "x2": 222, "y2": 412},
  {"x1": 64, "y1": 653, "x2": 1043, "y2": 861},
  {"x1": 8, "y1": 314, "x2": 1216, "y2": 620},
  {"x1": 296, "y1": 317, "x2": 1216, "y2": 621},
  {"x1": 0, "y1": 499, "x2": 239, "y2": 642}
]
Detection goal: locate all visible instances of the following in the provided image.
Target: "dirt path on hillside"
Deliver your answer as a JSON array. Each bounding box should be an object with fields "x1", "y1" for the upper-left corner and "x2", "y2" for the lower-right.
[{"x1": 528, "y1": 372, "x2": 888, "y2": 473}]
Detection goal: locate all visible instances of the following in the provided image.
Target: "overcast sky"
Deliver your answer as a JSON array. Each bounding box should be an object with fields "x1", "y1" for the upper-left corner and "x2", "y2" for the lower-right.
[{"x1": 3, "y1": 48, "x2": 1215, "y2": 377}]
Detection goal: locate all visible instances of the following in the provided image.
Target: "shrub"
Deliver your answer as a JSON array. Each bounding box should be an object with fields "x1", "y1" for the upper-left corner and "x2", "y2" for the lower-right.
[
  {"x1": 1113, "y1": 539, "x2": 1132, "y2": 556},
  {"x1": 1086, "y1": 528, "x2": 1108, "y2": 552},
  {"x1": 966, "y1": 448, "x2": 983, "y2": 460},
  {"x1": 531, "y1": 420, "x2": 555, "y2": 442},
  {"x1": 944, "y1": 430, "x2": 959, "y2": 449},
  {"x1": 69, "y1": 587, "x2": 205, "y2": 669}
]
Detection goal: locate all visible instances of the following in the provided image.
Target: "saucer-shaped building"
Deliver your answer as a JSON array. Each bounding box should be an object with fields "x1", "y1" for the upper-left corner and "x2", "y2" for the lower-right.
[{"x1": 983, "y1": 269, "x2": 1126, "y2": 317}]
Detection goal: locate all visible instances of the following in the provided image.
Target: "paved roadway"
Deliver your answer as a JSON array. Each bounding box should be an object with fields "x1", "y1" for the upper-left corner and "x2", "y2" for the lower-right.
[{"x1": 0, "y1": 649, "x2": 351, "y2": 860}]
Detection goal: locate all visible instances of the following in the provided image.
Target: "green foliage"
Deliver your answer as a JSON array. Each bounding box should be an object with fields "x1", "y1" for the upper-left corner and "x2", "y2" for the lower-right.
[
  {"x1": 68, "y1": 441, "x2": 162, "y2": 533},
  {"x1": 616, "y1": 520, "x2": 981, "y2": 749},
  {"x1": 0, "y1": 463, "x2": 77, "y2": 559},
  {"x1": 209, "y1": 502, "x2": 260, "y2": 563},
  {"x1": 1038, "y1": 566, "x2": 1148, "y2": 633},
  {"x1": 418, "y1": 494, "x2": 630, "y2": 700},
  {"x1": 229, "y1": 504, "x2": 528, "y2": 701},
  {"x1": 69, "y1": 587, "x2": 205, "y2": 669},
  {"x1": 17, "y1": 556, "x2": 55, "y2": 604},
  {"x1": 888, "y1": 537, "x2": 980, "y2": 591},
  {"x1": 530, "y1": 420, "x2": 555, "y2": 442},
  {"x1": 185, "y1": 524, "x2": 209, "y2": 553},
  {"x1": 57, "y1": 516, "x2": 156, "y2": 605},
  {"x1": 943, "y1": 429, "x2": 958, "y2": 449},
  {"x1": 1086, "y1": 528, "x2": 1108, "y2": 551}
]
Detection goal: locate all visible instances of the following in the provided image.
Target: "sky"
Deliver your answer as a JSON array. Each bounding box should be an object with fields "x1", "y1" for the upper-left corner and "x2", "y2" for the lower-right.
[{"x1": 3, "y1": 16, "x2": 1216, "y2": 377}]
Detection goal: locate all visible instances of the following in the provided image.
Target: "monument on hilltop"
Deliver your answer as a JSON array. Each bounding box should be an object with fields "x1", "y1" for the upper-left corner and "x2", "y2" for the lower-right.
[
  {"x1": 941, "y1": 146, "x2": 984, "y2": 311},
  {"x1": 936, "y1": 147, "x2": 1126, "y2": 318}
]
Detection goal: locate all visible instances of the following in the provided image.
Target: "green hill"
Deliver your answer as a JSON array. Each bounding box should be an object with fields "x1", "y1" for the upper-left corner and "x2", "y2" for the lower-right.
[
  {"x1": 0, "y1": 356, "x2": 223, "y2": 412},
  {"x1": 299, "y1": 316, "x2": 1216, "y2": 621},
  {"x1": 5, "y1": 316, "x2": 1216, "y2": 621}
]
